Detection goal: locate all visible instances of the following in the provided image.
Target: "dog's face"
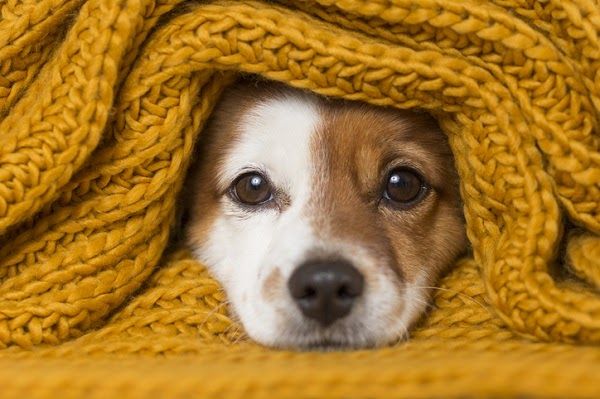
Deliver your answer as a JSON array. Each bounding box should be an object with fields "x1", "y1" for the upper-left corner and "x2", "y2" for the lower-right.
[{"x1": 185, "y1": 80, "x2": 467, "y2": 349}]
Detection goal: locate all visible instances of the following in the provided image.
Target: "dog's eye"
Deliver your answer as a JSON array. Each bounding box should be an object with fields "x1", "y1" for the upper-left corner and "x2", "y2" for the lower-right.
[
  {"x1": 384, "y1": 168, "x2": 427, "y2": 205},
  {"x1": 232, "y1": 173, "x2": 273, "y2": 205}
]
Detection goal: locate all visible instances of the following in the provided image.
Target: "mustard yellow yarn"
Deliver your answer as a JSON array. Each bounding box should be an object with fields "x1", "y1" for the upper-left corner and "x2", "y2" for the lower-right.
[{"x1": 0, "y1": 0, "x2": 599, "y2": 397}]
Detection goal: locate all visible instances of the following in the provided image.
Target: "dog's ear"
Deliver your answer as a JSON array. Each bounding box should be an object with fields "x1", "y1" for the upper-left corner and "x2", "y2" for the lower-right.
[
  {"x1": 171, "y1": 151, "x2": 200, "y2": 246},
  {"x1": 170, "y1": 199, "x2": 190, "y2": 245}
]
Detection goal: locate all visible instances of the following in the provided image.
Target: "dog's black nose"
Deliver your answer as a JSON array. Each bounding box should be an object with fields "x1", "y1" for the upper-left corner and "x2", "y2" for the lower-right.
[{"x1": 288, "y1": 259, "x2": 364, "y2": 327}]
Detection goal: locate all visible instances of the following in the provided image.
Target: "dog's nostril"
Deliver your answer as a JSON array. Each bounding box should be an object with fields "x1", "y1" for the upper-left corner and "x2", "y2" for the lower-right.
[
  {"x1": 288, "y1": 259, "x2": 364, "y2": 327},
  {"x1": 301, "y1": 286, "x2": 317, "y2": 299},
  {"x1": 337, "y1": 285, "x2": 353, "y2": 299}
]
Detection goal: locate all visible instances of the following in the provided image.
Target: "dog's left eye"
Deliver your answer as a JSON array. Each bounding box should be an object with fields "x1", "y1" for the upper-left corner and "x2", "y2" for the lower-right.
[
  {"x1": 231, "y1": 172, "x2": 273, "y2": 205},
  {"x1": 383, "y1": 167, "x2": 428, "y2": 206}
]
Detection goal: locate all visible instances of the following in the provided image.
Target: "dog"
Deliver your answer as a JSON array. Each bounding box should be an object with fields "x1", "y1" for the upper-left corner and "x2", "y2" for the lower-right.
[{"x1": 184, "y1": 78, "x2": 467, "y2": 349}]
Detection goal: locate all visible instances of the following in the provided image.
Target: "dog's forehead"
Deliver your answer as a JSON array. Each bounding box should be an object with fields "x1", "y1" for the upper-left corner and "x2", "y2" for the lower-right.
[
  {"x1": 314, "y1": 102, "x2": 452, "y2": 188},
  {"x1": 214, "y1": 84, "x2": 449, "y2": 196},
  {"x1": 216, "y1": 92, "x2": 319, "y2": 195}
]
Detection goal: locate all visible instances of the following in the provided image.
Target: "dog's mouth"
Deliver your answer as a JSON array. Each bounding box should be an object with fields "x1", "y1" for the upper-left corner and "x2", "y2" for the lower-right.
[
  {"x1": 269, "y1": 317, "x2": 360, "y2": 350},
  {"x1": 302, "y1": 339, "x2": 359, "y2": 351},
  {"x1": 278, "y1": 330, "x2": 405, "y2": 351},
  {"x1": 269, "y1": 315, "x2": 407, "y2": 351},
  {"x1": 283, "y1": 336, "x2": 365, "y2": 351}
]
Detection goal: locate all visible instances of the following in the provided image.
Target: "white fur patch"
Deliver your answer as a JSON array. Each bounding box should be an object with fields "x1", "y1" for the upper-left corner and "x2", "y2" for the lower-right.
[{"x1": 215, "y1": 93, "x2": 318, "y2": 199}]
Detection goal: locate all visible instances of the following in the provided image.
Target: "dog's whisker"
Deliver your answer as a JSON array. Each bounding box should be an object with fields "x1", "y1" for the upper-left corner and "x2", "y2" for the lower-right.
[
  {"x1": 405, "y1": 285, "x2": 491, "y2": 314},
  {"x1": 399, "y1": 320, "x2": 409, "y2": 341},
  {"x1": 409, "y1": 295, "x2": 438, "y2": 311},
  {"x1": 230, "y1": 327, "x2": 247, "y2": 345},
  {"x1": 193, "y1": 301, "x2": 232, "y2": 334}
]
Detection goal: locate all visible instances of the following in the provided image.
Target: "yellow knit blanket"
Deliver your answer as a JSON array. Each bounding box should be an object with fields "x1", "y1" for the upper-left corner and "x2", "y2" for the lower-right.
[{"x1": 0, "y1": 0, "x2": 599, "y2": 396}]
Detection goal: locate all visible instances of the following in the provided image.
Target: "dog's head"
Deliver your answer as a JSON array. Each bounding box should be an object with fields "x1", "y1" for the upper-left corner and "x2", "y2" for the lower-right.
[{"x1": 185, "y1": 79, "x2": 467, "y2": 349}]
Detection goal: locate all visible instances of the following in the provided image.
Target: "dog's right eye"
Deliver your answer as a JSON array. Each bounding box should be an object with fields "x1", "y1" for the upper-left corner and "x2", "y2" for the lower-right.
[
  {"x1": 383, "y1": 167, "x2": 428, "y2": 207},
  {"x1": 231, "y1": 172, "x2": 273, "y2": 205}
]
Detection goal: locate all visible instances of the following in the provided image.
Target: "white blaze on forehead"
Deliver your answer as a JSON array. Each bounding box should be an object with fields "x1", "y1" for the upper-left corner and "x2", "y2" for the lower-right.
[{"x1": 217, "y1": 93, "x2": 320, "y2": 200}]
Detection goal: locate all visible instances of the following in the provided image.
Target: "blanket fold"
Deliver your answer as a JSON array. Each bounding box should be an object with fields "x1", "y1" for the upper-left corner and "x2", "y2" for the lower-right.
[{"x1": 0, "y1": 0, "x2": 599, "y2": 396}]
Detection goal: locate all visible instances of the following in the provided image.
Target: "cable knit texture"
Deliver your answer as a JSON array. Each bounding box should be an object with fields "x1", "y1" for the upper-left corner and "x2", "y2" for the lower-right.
[{"x1": 0, "y1": 0, "x2": 599, "y2": 397}]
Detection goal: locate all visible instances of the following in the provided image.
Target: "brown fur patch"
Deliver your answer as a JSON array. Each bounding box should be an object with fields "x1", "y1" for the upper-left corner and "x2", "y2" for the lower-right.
[
  {"x1": 308, "y1": 98, "x2": 466, "y2": 286},
  {"x1": 262, "y1": 267, "x2": 283, "y2": 301}
]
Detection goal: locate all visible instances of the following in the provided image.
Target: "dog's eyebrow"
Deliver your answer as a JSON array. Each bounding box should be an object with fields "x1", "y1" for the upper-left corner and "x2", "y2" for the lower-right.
[{"x1": 381, "y1": 144, "x2": 446, "y2": 177}]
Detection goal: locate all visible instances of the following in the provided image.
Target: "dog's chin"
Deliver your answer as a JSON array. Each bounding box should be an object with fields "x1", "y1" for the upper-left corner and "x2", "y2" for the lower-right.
[
  {"x1": 297, "y1": 340, "x2": 368, "y2": 352},
  {"x1": 254, "y1": 319, "x2": 409, "y2": 352},
  {"x1": 271, "y1": 332, "x2": 407, "y2": 352}
]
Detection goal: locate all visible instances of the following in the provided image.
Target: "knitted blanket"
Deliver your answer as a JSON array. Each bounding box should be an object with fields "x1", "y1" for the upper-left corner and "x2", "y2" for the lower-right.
[{"x1": 1, "y1": 0, "x2": 599, "y2": 397}]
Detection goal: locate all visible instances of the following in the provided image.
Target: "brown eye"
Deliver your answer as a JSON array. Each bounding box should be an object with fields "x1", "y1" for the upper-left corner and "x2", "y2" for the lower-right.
[
  {"x1": 232, "y1": 173, "x2": 273, "y2": 205},
  {"x1": 384, "y1": 168, "x2": 426, "y2": 205}
]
